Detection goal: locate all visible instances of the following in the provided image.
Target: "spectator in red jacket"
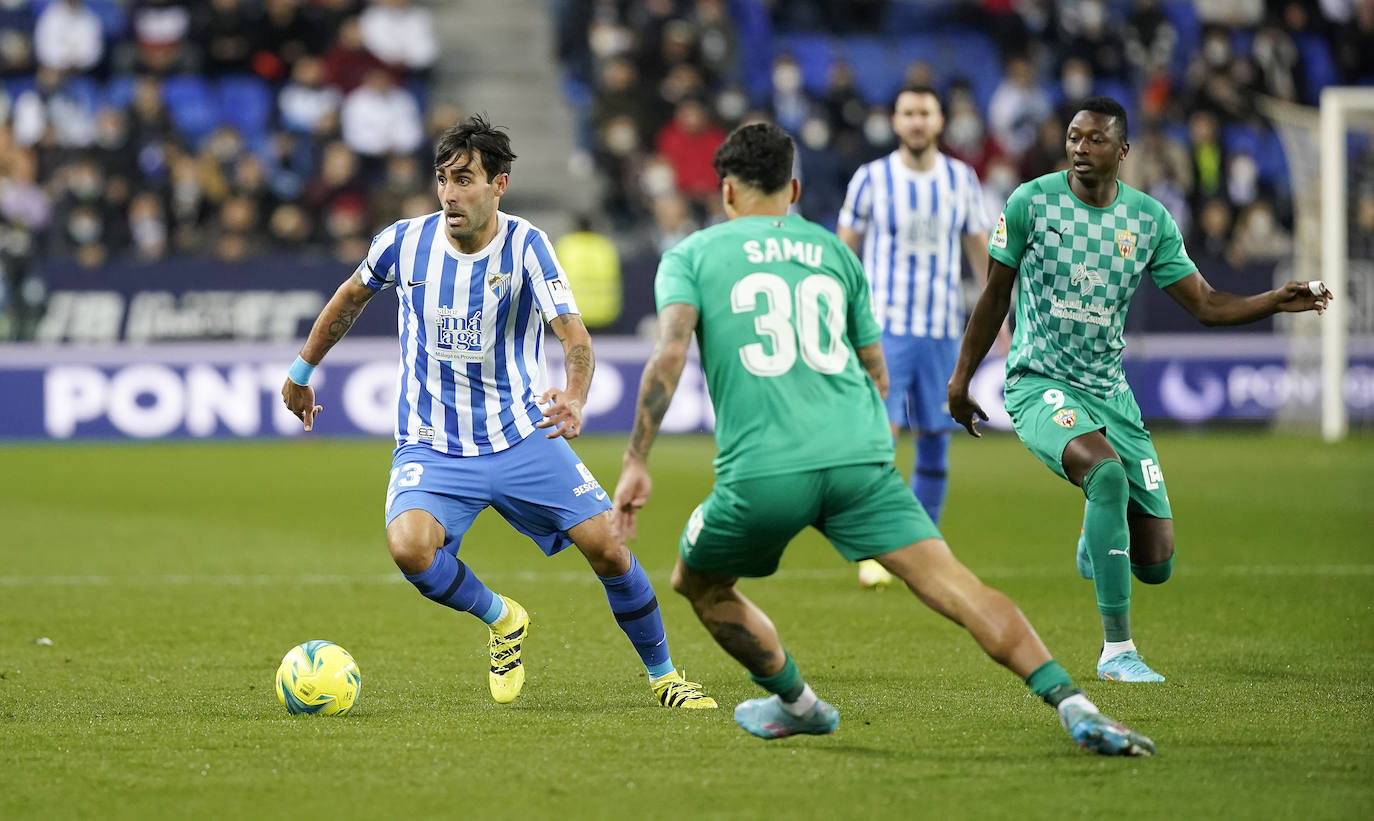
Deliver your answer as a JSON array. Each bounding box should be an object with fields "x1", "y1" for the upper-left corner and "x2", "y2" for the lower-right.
[{"x1": 654, "y1": 97, "x2": 725, "y2": 214}]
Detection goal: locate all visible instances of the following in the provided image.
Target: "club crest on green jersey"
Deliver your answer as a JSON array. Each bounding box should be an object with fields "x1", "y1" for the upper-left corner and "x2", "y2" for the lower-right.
[{"x1": 1116, "y1": 229, "x2": 1138, "y2": 259}]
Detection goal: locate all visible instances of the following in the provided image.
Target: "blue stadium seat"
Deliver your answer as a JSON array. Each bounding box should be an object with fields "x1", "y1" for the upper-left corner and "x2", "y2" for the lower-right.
[
  {"x1": 891, "y1": 35, "x2": 937, "y2": 78},
  {"x1": 161, "y1": 75, "x2": 218, "y2": 145},
  {"x1": 935, "y1": 30, "x2": 1001, "y2": 112},
  {"x1": 561, "y1": 76, "x2": 593, "y2": 109},
  {"x1": 776, "y1": 34, "x2": 836, "y2": 97},
  {"x1": 1230, "y1": 30, "x2": 1254, "y2": 59},
  {"x1": 731, "y1": 0, "x2": 775, "y2": 102},
  {"x1": 217, "y1": 75, "x2": 273, "y2": 140},
  {"x1": 1161, "y1": 1, "x2": 1200, "y2": 78},
  {"x1": 1163, "y1": 121, "x2": 1190, "y2": 145},
  {"x1": 103, "y1": 75, "x2": 135, "y2": 110},
  {"x1": 1093, "y1": 78, "x2": 1136, "y2": 115},
  {"x1": 1294, "y1": 33, "x2": 1339, "y2": 105},
  {"x1": 882, "y1": 0, "x2": 953, "y2": 34},
  {"x1": 62, "y1": 74, "x2": 100, "y2": 112},
  {"x1": 4, "y1": 74, "x2": 36, "y2": 101},
  {"x1": 1256, "y1": 126, "x2": 1290, "y2": 185},
  {"x1": 843, "y1": 36, "x2": 896, "y2": 105},
  {"x1": 1222, "y1": 123, "x2": 1261, "y2": 158}
]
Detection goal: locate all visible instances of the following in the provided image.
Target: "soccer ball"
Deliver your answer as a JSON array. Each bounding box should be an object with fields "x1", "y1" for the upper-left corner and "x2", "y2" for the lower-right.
[{"x1": 275, "y1": 640, "x2": 361, "y2": 716}]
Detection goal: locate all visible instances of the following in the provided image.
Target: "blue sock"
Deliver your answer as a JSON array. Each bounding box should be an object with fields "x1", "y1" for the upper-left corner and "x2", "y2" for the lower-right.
[
  {"x1": 403, "y1": 547, "x2": 500, "y2": 624},
  {"x1": 598, "y1": 555, "x2": 674, "y2": 677},
  {"x1": 913, "y1": 433, "x2": 950, "y2": 524}
]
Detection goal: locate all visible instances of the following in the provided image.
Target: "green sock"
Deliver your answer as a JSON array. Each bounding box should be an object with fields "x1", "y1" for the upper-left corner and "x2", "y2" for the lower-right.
[
  {"x1": 750, "y1": 652, "x2": 805, "y2": 702},
  {"x1": 1082, "y1": 460, "x2": 1132, "y2": 642},
  {"x1": 1132, "y1": 555, "x2": 1174, "y2": 584},
  {"x1": 1025, "y1": 660, "x2": 1079, "y2": 707},
  {"x1": 1100, "y1": 610, "x2": 1131, "y2": 643}
]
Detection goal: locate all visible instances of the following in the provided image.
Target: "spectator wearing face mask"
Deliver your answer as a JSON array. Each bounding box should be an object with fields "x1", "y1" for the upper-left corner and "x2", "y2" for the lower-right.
[
  {"x1": 1228, "y1": 200, "x2": 1292, "y2": 266},
  {"x1": 768, "y1": 54, "x2": 810, "y2": 134},
  {"x1": 940, "y1": 89, "x2": 1005, "y2": 179},
  {"x1": 988, "y1": 55, "x2": 1052, "y2": 160}
]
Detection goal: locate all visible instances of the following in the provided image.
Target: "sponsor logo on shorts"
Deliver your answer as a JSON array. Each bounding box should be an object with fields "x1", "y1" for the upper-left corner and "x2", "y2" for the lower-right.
[
  {"x1": 572, "y1": 464, "x2": 603, "y2": 498},
  {"x1": 685, "y1": 505, "x2": 705, "y2": 547},
  {"x1": 1053, "y1": 408, "x2": 1076, "y2": 428}
]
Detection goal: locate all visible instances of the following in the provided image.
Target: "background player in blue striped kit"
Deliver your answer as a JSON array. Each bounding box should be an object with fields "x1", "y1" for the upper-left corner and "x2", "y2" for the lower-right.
[
  {"x1": 281, "y1": 114, "x2": 714, "y2": 709},
  {"x1": 837, "y1": 85, "x2": 1006, "y2": 588}
]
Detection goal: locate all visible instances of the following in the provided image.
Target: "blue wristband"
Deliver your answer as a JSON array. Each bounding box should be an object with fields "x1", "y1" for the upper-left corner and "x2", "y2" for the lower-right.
[{"x1": 287, "y1": 356, "x2": 316, "y2": 386}]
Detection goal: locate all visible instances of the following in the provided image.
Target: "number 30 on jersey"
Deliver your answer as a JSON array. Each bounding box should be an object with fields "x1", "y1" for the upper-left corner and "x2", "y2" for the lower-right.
[{"x1": 731, "y1": 272, "x2": 849, "y2": 377}]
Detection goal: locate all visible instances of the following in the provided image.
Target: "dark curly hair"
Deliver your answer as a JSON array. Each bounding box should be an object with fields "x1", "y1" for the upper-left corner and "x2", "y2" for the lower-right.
[
  {"x1": 1076, "y1": 96, "x2": 1129, "y2": 142},
  {"x1": 433, "y1": 113, "x2": 517, "y2": 181},
  {"x1": 712, "y1": 122, "x2": 794, "y2": 195}
]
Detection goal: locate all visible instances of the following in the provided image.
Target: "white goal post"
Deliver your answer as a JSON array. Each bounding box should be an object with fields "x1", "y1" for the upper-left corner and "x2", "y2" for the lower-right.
[{"x1": 1319, "y1": 87, "x2": 1374, "y2": 442}]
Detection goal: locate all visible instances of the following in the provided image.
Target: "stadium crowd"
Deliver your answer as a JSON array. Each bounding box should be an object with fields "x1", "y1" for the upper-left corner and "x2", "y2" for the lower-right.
[
  {"x1": 557, "y1": 0, "x2": 1373, "y2": 268},
  {"x1": 0, "y1": 0, "x2": 449, "y2": 338},
  {"x1": 1, "y1": 0, "x2": 1371, "y2": 339}
]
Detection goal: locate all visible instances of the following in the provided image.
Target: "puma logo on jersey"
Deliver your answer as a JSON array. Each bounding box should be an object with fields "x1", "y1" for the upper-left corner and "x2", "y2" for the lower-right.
[{"x1": 1071, "y1": 262, "x2": 1106, "y2": 293}]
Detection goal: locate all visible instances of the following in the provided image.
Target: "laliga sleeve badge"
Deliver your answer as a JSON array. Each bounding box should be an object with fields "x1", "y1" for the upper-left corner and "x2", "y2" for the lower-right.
[{"x1": 991, "y1": 212, "x2": 1008, "y2": 248}]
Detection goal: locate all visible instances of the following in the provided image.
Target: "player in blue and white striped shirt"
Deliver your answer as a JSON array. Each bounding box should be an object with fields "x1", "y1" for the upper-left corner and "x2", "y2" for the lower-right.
[
  {"x1": 282, "y1": 115, "x2": 714, "y2": 709},
  {"x1": 837, "y1": 86, "x2": 1000, "y2": 588}
]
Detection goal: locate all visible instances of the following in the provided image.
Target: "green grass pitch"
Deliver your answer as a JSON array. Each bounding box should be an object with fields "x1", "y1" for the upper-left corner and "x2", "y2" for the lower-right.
[{"x1": 1, "y1": 432, "x2": 1370, "y2": 820}]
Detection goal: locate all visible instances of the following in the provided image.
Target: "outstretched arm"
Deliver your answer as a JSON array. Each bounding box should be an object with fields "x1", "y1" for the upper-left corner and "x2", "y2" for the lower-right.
[
  {"x1": 613, "y1": 302, "x2": 698, "y2": 540},
  {"x1": 1163, "y1": 272, "x2": 1330, "y2": 326},
  {"x1": 948, "y1": 258, "x2": 1017, "y2": 437},
  {"x1": 538, "y1": 313, "x2": 595, "y2": 439},
  {"x1": 281, "y1": 269, "x2": 377, "y2": 431}
]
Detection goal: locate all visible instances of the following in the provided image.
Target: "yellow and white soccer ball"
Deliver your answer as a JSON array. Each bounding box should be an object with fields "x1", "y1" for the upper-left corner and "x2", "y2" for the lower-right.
[{"x1": 275, "y1": 640, "x2": 361, "y2": 716}]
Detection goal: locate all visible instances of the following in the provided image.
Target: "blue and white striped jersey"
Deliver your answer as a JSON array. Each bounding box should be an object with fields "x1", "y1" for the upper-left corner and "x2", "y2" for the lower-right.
[
  {"x1": 838, "y1": 152, "x2": 991, "y2": 338},
  {"x1": 359, "y1": 210, "x2": 579, "y2": 456}
]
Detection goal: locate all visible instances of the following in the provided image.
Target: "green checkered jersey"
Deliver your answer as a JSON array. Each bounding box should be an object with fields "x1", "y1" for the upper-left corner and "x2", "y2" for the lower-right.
[
  {"x1": 655, "y1": 214, "x2": 893, "y2": 482},
  {"x1": 989, "y1": 172, "x2": 1196, "y2": 397}
]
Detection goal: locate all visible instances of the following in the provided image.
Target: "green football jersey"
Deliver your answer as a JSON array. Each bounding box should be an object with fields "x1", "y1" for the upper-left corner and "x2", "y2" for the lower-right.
[
  {"x1": 655, "y1": 214, "x2": 893, "y2": 482},
  {"x1": 989, "y1": 172, "x2": 1197, "y2": 397}
]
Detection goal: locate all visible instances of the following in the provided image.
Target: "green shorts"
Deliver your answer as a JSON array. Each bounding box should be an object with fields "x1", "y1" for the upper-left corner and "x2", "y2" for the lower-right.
[
  {"x1": 1004, "y1": 374, "x2": 1172, "y2": 519},
  {"x1": 678, "y1": 463, "x2": 942, "y2": 578}
]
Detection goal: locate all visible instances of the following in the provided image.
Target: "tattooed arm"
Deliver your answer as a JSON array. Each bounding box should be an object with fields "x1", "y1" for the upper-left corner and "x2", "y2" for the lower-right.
[
  {"x1": 537, "y1": 312, "x2": 596, "y2": 439},
  {"x1": 855, "y1": 340, "x2": 889, "y2": 400},
  {"x1": 281, "y1": 268, "x2": 377, "y2": 430},
  {"x1": 612, "y1": 302, "x2": 697, "y2": 539}
]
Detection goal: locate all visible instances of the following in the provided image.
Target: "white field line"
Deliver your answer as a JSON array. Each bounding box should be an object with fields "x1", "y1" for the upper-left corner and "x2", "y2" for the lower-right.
[{"x1": 1, "y1": 565, "x2": 1372, "y2": 587}]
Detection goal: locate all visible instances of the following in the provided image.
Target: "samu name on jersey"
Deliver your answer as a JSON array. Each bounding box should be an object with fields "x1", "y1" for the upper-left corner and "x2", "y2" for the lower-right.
[
  {"x1": 838, "y1": 152, "x2": 991, "y2": 337},
  {"x1": 655, "y1": 214, "x2": 893, "y2": 483},
  {"x1": 359, "y1": 210, "x2": 578, "y2": 456},
  {"x1": 989, "y1": 172, "x2": 1196, "y2": 397}
]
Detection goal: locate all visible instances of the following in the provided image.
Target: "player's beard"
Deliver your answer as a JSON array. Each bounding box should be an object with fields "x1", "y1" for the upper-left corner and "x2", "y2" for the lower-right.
[{"x1": 900, "y1": 132, "x2": 937, "y2": 157}]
